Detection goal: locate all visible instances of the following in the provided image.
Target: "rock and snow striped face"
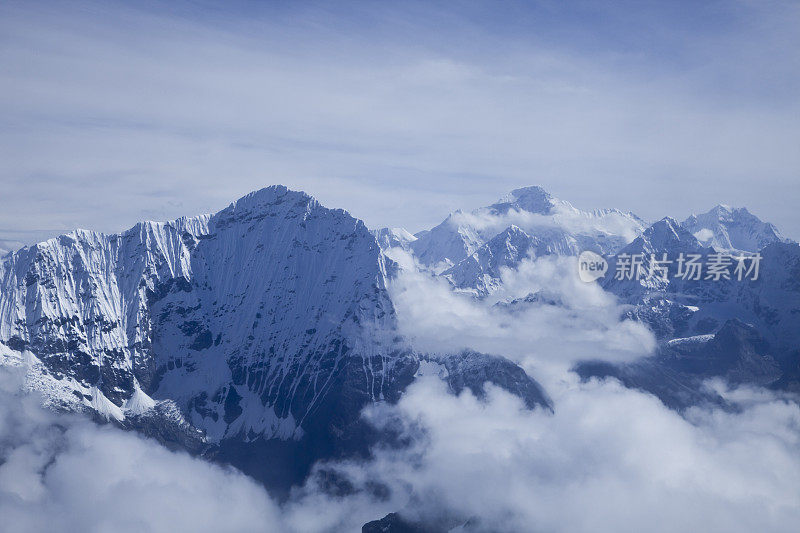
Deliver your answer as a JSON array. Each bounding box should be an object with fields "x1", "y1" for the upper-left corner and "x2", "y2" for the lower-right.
[{"x1": 0, "y1": 186, "x2": 411, "y2": 445}]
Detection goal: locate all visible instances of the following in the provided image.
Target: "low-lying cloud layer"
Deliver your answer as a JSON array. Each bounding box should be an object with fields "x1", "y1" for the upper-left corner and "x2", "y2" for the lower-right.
[
  {"x1": 0, "y1": 368, "x2": 285, "y2": 533},
  {"x1": 325, "y1": 376, "x2": 800, "y2": 532},
  {"x1": 387, "y1": 252, "x2": 656, "y2": 382}
]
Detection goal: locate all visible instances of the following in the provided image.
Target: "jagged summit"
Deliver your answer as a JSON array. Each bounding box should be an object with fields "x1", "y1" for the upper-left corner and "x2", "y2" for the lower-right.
[
  {"x1": 628, "y1": 217, "x2": 703, "y2": 254},
  {"x1": 682, "y1": 204, "x2": 788, "y2": 252},
  {"x1": 224, "y1": 185, "x2": 317, "y2": 214},
  {"x1": 490, "y1": 185, "x2": 555, "y2": 215},
  {"x1": 710, "y1": 204, "x2": 734, "y2": 214},
  {"x1": 411, "y1": 185, "x2": 645, "y2": 283},
  {"x1": 6, "y1": 186, "x2": 326, "y2": 259}
]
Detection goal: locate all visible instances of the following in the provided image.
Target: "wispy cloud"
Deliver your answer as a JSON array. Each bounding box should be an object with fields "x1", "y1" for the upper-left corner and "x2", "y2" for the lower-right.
[{"x1": 1, "y1": 0, "x2": 798, "y2": 239}]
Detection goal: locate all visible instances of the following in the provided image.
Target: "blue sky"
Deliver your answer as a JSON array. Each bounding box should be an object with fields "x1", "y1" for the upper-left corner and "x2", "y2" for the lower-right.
[{"x1": 1, "y1": 0, "x2": 798, "y2": 247}]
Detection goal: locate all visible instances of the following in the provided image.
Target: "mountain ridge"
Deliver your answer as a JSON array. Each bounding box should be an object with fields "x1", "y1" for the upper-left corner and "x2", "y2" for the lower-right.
[{"x1": 0, "y1": 184, "x2": 551, "y2": 492}]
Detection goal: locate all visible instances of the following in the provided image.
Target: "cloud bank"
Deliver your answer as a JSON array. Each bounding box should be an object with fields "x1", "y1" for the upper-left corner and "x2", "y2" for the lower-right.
[
  {"x1": 314, "y1": 375, "x2": 800, "y2": 532},
  {"x1": 387, "y1": 252, "x2": 656, "y2": 382},
  {"x1": 0, "y1": 368, "x2": 285, "y2": 533},
  {"x1": 2, "y1": 249, "x2": 800, "y2": 532}
]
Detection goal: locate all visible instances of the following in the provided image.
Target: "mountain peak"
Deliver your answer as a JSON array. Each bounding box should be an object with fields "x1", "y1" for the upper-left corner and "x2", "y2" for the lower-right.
[
  {"x1": 502, "y1": 224, "x2": 527, "y2": 236},
  {"x1": 621, "y1": 217, "x2": 701, "y2": 255},
  {"x1": 645, "y1": 217, "x2": 688, "y2": 244},
  {"x1": 651, "y1": 216, "x2": 681, "y2": 231},
  {"x1": 682, "y1": 204, "x2": 787, "y2": 252},
  {"x1": 510, "y1": 185, "x2": 551, "y2": 198},
  {"x1": 491, "y1": 186, "x2": 555, "y2": 215},
  {"x1": 227, "y1": 185, "x2": 317, "y2": 212},
  {"x1": 708, "y1": 204, "x2": 751, "y2": 221}
]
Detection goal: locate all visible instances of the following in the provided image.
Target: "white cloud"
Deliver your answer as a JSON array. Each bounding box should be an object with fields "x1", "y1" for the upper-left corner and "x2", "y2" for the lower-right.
[
  {"x1": 0, "y1": 368, "x2": 286, "y2": 533},
  {"x1": 694, "y1": 228, "x2": 715, "y2": 243},
  {"x1": 0, "y1": 1, "x2": 798, "y2": 243},
  {"x1": 333, "y1": 375, "x2": 800, "y2": 532},
  {"x1": 387, "y1": 251, "x2": 656, "y2": 382},
  {"x1": 363, "y1": 251, "x2": 800, "y2": 531}
]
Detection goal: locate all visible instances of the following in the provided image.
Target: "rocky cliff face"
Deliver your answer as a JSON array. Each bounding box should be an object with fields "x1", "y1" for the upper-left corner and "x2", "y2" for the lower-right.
[
  {"x1": 0, "y1": 185, "x2": 549, "y2": 491},
  {"x1": 0, "y1": 185, "x2": 417, "y2": 437},
  {"x1": 0, "y1": 214, "x2": 211, "y2": 412}
]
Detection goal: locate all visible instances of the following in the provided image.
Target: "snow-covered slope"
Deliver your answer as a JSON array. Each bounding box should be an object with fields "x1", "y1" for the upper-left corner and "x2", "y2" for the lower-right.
[
  {"x1": 149, "y1": 187, "x2": 422, "y2": 442},
  {"x1": 590, "y1": 214, "x2": 800, "y2": 397},
  {"x1": 373, "y1": 227, "x2": 417, "y2": 251},
  {"x1": 0, "y1": 185, "x2": 550, "y2": 490},
  {"x1": 682, "y1": 205, "x2": 790, "y2": 252},
  {"x1": 0, "y1": 187, "x2": 417, "y2": 441},
  {"x1": 441, "y1": 225, "x2": 576, "y2": 294},
  {"x1": 412, "y1": 186, "x2": 645, "y2": 294}
]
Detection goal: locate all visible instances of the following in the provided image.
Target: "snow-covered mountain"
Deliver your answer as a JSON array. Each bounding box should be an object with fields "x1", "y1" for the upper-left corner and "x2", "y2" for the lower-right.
[
  {"x1": 600, "y1": 217, "x2": 800, "y2": 350},
  {"x1": 2, "y1": 182, "x2": 797, "y2": 495},
  {"x1": 0, "y1": 185, "x2": 549, "y2": 490},
  {"x1": 583, "y1": 215, "x2": 800, "y2": 402},
  {"x1": 1, "y1": 186, "x2": 415, "y2": 431},
  {"x1": 393, "y1": 187, "x2": 800, "y2": 402},
  {"x1": 682, "y1": 204, "x2": 789, "y2": 252},
  {"x1": 403, "y1": 186, "x2": 645, "y2": 295},
  {"x1": 373, "y1": 227, "x2": 417, "y2": 250}
]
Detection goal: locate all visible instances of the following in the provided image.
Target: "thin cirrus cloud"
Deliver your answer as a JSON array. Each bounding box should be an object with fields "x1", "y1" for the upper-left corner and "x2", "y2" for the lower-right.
[{"x1": 0, "y1": 0, "x2": 798, "y2": 246}]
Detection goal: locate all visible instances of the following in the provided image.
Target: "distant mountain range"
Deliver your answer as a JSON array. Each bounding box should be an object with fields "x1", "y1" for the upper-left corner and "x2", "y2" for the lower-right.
[{"x1": 2, "y1": 184, "x2": 798, "y2": 524}]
